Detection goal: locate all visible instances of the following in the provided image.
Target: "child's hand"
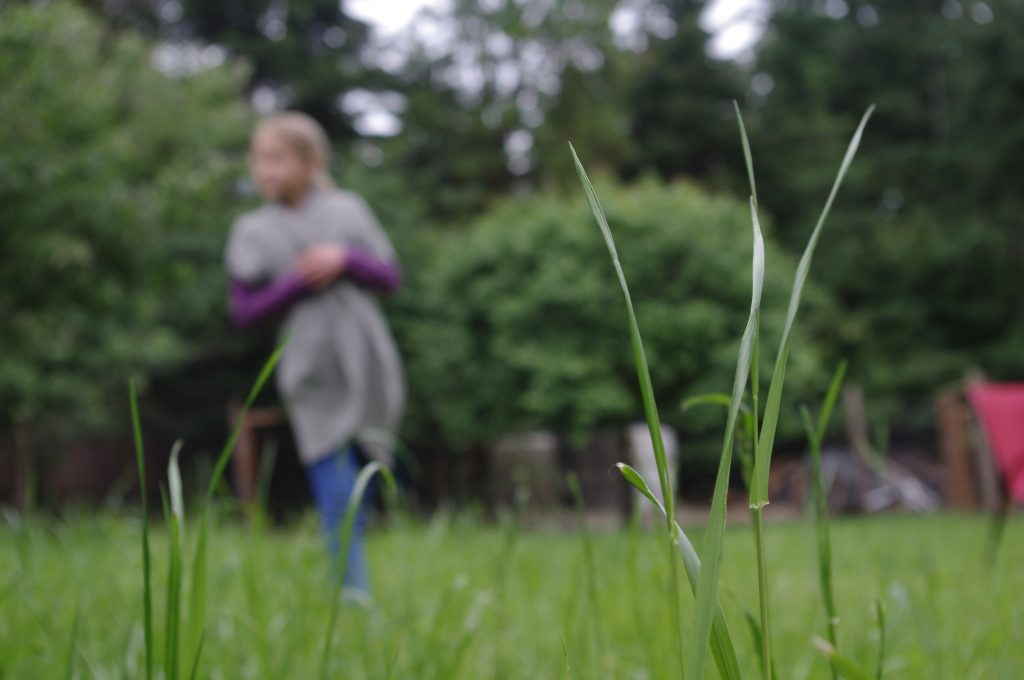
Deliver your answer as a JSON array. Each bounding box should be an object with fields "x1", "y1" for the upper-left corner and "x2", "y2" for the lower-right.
[{"x1": 295, "y1": 244, "x2": 347, "y2": 290}]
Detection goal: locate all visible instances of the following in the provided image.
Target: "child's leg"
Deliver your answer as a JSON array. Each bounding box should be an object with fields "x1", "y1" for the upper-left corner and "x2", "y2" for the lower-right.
[{"x1": 305, "y1": 446, "x2": 371, "y2": 593}]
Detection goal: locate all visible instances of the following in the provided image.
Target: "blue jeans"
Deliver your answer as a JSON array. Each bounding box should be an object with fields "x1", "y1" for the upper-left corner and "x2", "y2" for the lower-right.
[{"x1": 305, "y1": 446, "x2": 371, "y2": 593}]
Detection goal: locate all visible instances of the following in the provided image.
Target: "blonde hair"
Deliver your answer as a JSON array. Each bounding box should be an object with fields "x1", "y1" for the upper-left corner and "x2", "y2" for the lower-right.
[{"x1": 254, "y1": 111, "x2": 335, "y2": 190}]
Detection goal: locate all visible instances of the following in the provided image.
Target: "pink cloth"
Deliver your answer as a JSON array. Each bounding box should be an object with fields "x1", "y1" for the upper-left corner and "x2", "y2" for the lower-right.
[{"x1": 967, "y1": 383, "x2": 1024, "y2": 502}]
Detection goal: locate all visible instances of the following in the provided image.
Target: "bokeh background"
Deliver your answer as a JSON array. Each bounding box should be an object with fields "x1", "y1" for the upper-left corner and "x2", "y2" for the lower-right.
[{"x1": 2, "y1": 0, "x2": 1021, "y2": 512}]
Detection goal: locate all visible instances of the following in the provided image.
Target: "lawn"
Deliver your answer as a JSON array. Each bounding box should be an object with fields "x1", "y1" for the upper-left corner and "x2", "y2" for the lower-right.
[{"x1": 2, "y1": 509, "x2": 1021, "y2": 679}]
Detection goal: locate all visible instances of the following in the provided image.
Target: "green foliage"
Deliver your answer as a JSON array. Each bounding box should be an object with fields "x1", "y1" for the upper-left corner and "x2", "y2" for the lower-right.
[
  {"x1": 83, "y1": 0, "x2": 380, "y2": 143},
  {"x1": 803, "y1": 361, "x2": 849, "y2": 680},
  {"x1": 405, "y1": 177, "x2": 831, "y2": 453},
  {"x1": 0, "y1": 2, "x2": 252, "y2": 441},
  {"x1": 626, "y1": 0, "x2": 745, "y2": 185},
  {"x1": 383, "y1": 0, "x2": 629, "y2": 221},
  {"x1": 753, "y1": 0, "x2": 1024, "y2": 420}
]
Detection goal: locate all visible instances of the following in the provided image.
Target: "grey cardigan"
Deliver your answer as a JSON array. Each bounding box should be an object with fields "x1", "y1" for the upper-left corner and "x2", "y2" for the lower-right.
[{"x1": 224, "y1": 188, "x2": 405, "y2": 465}]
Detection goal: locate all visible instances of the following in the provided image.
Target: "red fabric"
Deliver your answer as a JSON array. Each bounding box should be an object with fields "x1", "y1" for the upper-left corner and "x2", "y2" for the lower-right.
[{"x1": 966, "y1": 383, "x2": 1024, "y2": 502}]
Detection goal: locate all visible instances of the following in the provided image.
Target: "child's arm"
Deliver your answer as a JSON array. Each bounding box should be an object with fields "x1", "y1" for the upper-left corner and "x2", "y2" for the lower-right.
[
  {"x1": 229, "y1": 271, "x2": 310, "y2": 328},
  {"x1": 344, "y1": 247, "x2": 403, "y2": 294}
]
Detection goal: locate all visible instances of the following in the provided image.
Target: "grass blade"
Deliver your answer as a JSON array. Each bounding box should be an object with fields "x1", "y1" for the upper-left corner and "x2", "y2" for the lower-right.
[
  {"x1": 319, "y1": 461, "x2": 397, "y2": 679},
  {"x1": 570, "y1": 144, "x2": 676, "y2": 532},
  {"x1": 874, "y1": 598, "x2": 886, "y2": 680},
  {"x1": 733, "y1": 103, "x2": 775, "y2": 680},
  {"x1": 803, "y1": 361, "x2": 847, "y2": 680},
  {"x1": 168, "y1": 440, "x2": 185, "y2": 536},
  {"x1": 690, "y1": 194, "x2": 766, "y2": 680},
  {"x1": 617, "y1": 464, "x2": 742, "y2": 680},
  {"x1": 750, "y1": 105, "x2": 875, "y2": 510},
  {"x1": 187, "y1": 631, "x2": 206, "y2": 680},
  {"x1": 816, "y1": 361, "x2": 847, "y2": 443},
  {"x1": 813, "y1": 637, "x2": 875, "y2": 680},
  {"x1": 741, "y1": 607, "x2": 779, "y2": 680},
  {"x1": 185, "y1": 342, "x2": 286, "y2": 671},
  {"x1": 562, "y1": 634, "x2": 573, "y2": 680},
  {"x1": 567, "y1": 473, "x2": 605, "y2": 661},
  {"x1": 164, "y1": 512, "x2": 182, "y2": 680},
  {"x1": 207, "y1": 340, "x2": 287, "y2": 499},
  {"x1": 681, "y1": 393, "x2": 752, "y2": 415},
  {"x1": 163, "y1": 443, "x2": 187, "y2": 680},
  {"x1": 63, "y1": 596, "x2": 81, "y2": 680},
  {"x1": 616, "y1": 463, "x2": 665, "y2": 516},
  {"x1": 129, "y1": 380, "x2": 153, "y2": 680},
  {"x1": 570, "y1": 143, "x2": 687, "y2": 675},
  {"x1": 734, "y1": 100, "x2": 758, "y2": 207}
]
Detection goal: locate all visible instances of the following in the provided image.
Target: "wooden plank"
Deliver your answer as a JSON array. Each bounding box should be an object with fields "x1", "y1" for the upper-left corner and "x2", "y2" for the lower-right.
[{"x1": 934, "y1": 389, "x2": 977, "y2": 509}]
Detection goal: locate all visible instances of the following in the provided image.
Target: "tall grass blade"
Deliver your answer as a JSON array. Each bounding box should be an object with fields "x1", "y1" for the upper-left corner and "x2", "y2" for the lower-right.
[
  {"x1": 733, "y1": 104, "x2": 775, "y2": 680},
  {"x1": 681, "y1": 393, "x2": 750, "y2": 415},
  {"x1": 690, "y1": 194, "x2": 765, "y2": 680},
  {"x1": 567, "y1": 472, "x2": 605, "y2": 664},
  {"x1": 187, "y1": 631, "x2": 205, "y2": 680},
  {"x1": 168, "y1": 440, "x2": 185, "y2": 535},
  {"x1": 750, "y1": 106, "x2": 875, "y2": 509},
  {"x1": 570, "y1": 143, "x2": 687, "y2": 675},
  {"x1": 163, "y1": 449, "x2": 186, "y2": 680},
  {"x1": 385, "y1": 649, "x2": 400, "y2": 680},
  {"x1": 812, "y1": 637, "x2": 874, "y2": 680},
  {"x1": 734, "y1": 100, "x2": 758, "y2": 207},
  {"x1": 815, "y1": 362, "x2": 847, "y2": 440},
  {"x1": 256, "y1": 438, "x2": 278, "y2": 526},
  {"x1": 207, "y1": 341, "x2": 287, "y2": 498},
  {"x1": 185, "y1": 342, "x2": 286, "y2": 670},
  {"x1": 166, "y1": 441, "x2": 186, "y2": 680},
  {"x1": 570, "y1": 144, "x2": 676, "y2": 532},
  {"x1": 562, "y1": 634, "x2": 573, "y2": 680},
  {"x1": 164, "y1": 512, "x2": 182, "y2": 680},
  {"x1": 617, "y1": 464, "x2": 742, "y2": 679},
  {"x1": 617, "y1": 463, "x2": 664, "y2": 515},
  {"x1": 751, "y1": 508, "x2": 773, "y2": 680},
  {"x1": 319, "y1": 461, "x2": 396, "y2": 680},
  {"x1": 874, "y1": 598, "x2": 886, "y2": 680},
  {"x1": 803, "y1": 361, "x2": 847, "y2": 680},
  {"x1": 63, "y1": 596, "x2": 81, "y2": 680},
  {"x1": 741, "y1": 607, "x2": 778, "y2": 680},
  {"x1": 128, "y1": 380, "x2": 153, "y2": 680}
]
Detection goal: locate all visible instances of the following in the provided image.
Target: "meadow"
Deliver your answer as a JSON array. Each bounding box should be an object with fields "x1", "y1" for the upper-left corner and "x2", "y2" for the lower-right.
[
  {"x1": 5, "y1": 92, "x2": 1018, "y2": 680},
  {"x1": 3, "y1": 510, "x2": 1022, "y2": 679}
]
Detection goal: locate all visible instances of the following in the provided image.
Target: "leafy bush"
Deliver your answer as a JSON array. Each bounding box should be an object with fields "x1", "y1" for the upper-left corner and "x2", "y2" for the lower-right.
[{"x1": 402, "y1": 177, "x2": 836, "y2": 458}]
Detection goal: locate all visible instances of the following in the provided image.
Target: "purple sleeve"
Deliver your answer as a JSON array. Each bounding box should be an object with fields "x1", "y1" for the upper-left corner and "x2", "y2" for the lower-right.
[
  {"x1": 344, "y1": 247, "x2": 403, "y2": 294},
  {"x1": 229, "y1": 271, "x2": 309, "y2": 328}
]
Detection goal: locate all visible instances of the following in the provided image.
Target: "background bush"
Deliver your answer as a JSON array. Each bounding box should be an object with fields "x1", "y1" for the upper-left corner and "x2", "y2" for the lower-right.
[
  {"x1": 400, "y1": 178, "x2": 837, "y2": 461},
  {"x1": 0, "y1": 2, "x2": 253, "y2": 452}
]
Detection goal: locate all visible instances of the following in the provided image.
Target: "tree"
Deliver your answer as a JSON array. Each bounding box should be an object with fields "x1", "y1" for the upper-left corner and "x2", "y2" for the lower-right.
[
  {"x1": 78, "y1": 0, "x2": 383, "y2": 143},
  {"x1": 752, "y1": 0, "x2": 1024, "y2": 423},
  {"x1": 625, "y1": 0, "x2": 746, "y2": 185},
  {"x1": 0, "y1": 2, "x2": 253, "y2": 463},
  {"x1": 383, "y1": 0, "x2": 630, "y2": 221}
]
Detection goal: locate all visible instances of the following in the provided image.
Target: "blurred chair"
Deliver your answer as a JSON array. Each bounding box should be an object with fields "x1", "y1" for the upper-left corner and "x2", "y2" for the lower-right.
[
  {"x1": 936, "y1": 378, "x2": 1024, "y2": 511},
  {"x1": 227, "y1": 399, "x2": 286, "y2": 512}
]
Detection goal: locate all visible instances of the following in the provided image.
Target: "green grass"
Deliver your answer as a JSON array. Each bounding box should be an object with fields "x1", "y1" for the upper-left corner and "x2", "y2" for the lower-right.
[{"x1": 3, "y1": 511, "x2": 1023, "y2": 678}]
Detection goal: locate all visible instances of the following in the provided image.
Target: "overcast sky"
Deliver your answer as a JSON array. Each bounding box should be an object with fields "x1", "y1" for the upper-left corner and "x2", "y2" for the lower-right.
[
  {"x1": 338, "y1": 0, "x2": 768, "y2": 137},
  {"x1": 347, "y1": 0, "x2": 768, "y2": 60}
]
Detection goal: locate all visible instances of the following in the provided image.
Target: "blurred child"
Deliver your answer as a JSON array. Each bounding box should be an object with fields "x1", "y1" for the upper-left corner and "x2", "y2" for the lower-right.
[{"x1": 224, "y1": 111, "x2": 404, "y2": 595}]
